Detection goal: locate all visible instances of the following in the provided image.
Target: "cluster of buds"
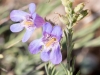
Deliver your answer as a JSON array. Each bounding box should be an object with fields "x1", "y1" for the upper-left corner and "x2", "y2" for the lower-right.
[
  {"x1": 60, "y1": 0, "x2": 88, "y2": 26},
  {"x1": 73, "y1": 3, "x2": 88, "y2": 22},
  {"x1": 61, "y1": 0, "x2": 72, "y2": 14}
]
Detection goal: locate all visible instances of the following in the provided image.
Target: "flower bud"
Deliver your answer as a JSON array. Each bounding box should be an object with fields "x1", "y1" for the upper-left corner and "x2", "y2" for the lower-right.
[
  {"x1": 77, "y1": 10, "x2": 88, "y2": 21},
  {"x1": 61, "y1": 0, "x2": 72, "y2": 7},
  {"x1": 61, "y1": 0, "x2": 67, "y2": 6},
  {"x1": 65, "y1": 7, "x2": 72, "y2": 14},
  {"x1": 74, "y1": 3, "x2": 85, "y2": 13},
  {"x1": 73, "y1": 13, "x2": 79, "y2": 23},
  {"x1": 59, "y1": 15, "x2": 69, "y2": 25}
]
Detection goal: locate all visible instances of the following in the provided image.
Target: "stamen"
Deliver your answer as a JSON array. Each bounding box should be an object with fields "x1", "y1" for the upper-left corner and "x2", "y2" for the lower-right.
[
  {"x1": 45, "y1": 38, "x2": 56, "y2": 47},
  {"x1": 24, "y1": 21, "x2": 33, "y2": 27}
]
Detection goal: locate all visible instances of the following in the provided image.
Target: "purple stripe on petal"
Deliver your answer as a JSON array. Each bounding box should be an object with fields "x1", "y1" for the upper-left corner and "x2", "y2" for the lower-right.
[
  {"x1": 51, "y1": 26, "x2": 62, "y2": 41},
  {"x1": 28, "y1": 39, "x2": 42, "y2": 54},
  {"x1": 41, "y1": 50, "x2": 50, "y2": 62},
  {"x1": 50, "y1": 44, "x2": 62, "y2": 64},
  {"x1": 29, "y1": 3, "x2": 36, "y2": 14},
  {"x1": 10, "y1": 23, "x2": 24, "y2": 32},
  {"x1": 22, "y1": 30, "x2": 34, "y2": 42},
  {"x1": 34, "y1": 14, "x2": 45, "y2": 28},
  {"x1": 10, "y1": 10, "x2": 29, "y2": 22},
  {"x1": 43, "y1": 22, "x2": 52, "y2": 36}
]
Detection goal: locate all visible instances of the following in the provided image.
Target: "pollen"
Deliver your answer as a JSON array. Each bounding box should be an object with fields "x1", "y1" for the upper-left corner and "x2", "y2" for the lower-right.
[
  {"x1": 24, "y1": 21, "x2": 33, "y2": 27},
  {"x1": 45, "y1": 38, "x2": 56, "y2": 47}
]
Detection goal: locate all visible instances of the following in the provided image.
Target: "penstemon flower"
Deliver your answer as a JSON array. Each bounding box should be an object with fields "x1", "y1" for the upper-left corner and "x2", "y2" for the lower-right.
[
  {"x1": 10, "y1": 3, "x2": 45, "y2": 42},
  {"x1": 29, "y1": 22, "x2": 62, "y2": 64}
]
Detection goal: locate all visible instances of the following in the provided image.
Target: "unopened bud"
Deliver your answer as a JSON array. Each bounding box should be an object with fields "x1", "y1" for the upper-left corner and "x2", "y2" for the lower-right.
[
  {"x1": 73, "y1": 13, "x2": 79, "y2": 23},
  {"x1": 77, "y1": 10, "x2": 88, "y2": 21},
  {"x1": 59, "y1": 15, "x2": 69, "y2": 25},
  {"x1": 61, "y1": 0, "x2": 72, "y2": 7},
  {"x1": 77, "y1": 14, "x2": 83, "y2": 21},
  {"x1": 65, "y1": 7, "x2": 72, "y2": 14},
  {"x1": 74, "y1": 3, "x2": 85, "y2": 13},
  {"x1": 61, "y1": 0, "x2": 67, "y2": 6}
]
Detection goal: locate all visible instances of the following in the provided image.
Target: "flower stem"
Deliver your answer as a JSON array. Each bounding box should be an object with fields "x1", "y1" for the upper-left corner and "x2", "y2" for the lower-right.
[
  {"x1": 64, "y1": 30, "x2": 70, "y2": 70},
  {"x1": 64, "y1": 12, "x2": 73, "y2": 73},
  {"x1": 45, "y1": 63, "x2": 49, "y2": 75}
]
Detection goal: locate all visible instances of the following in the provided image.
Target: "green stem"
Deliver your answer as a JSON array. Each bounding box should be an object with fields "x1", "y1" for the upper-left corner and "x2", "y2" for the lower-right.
[
  {"x1": 67, "y1": 8, "x2": 73, "y2": 71},
  {"x1": 64, "y1": 30, "x2": 70, "y2": 70},
  {"x1": 65, "y1": 17, "x2": 73, "y2": 72},
  {"x1": 45, "y1": 63, "x2": 49, "y2": 75}
]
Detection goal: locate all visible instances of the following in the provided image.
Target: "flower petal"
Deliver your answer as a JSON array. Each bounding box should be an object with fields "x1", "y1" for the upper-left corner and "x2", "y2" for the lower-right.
[
  {"x1": 28, "y1": 39, "x2": 42, "y2": 54},
  {"x1": 10, "y1": 10, "x2": 29, "y2": 22},
  {"x1": 29, "y1": 3, "x2": 36, "y2": 14},
  {"x1": 32, "y1": 12, "x2": 36, "y2": 21},
  {"x1": 51, "y1": 26, "x2": 62, "y2": 41},
  {"x1": 34, "y1": 14, "x2": 45, "y2": 28},
  {"x1": 43, "y1": 22, "x2": 52, "y2": 35},
  {"x1": 50, "y1": 45, "x2": 62, "y2": 64},
  {"x1": 22, "y1": 30, "x2": 33, "y2": 42},
  {"x1": 41, "y1": 50, "x2": 50, "y2": 62},
  {"x1": 10, "y1": 23, "x2": 24, "y2": 32}
]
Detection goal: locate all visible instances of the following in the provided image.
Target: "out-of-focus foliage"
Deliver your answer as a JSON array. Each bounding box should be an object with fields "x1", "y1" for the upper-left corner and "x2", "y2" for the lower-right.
[{"x1": 74, "y1": 18, "x2": 100, "y2": 49}]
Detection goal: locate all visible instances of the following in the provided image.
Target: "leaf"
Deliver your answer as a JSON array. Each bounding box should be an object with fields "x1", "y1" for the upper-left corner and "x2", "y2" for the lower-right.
[
  {"x1": 47, "y1": 63, "x2": 58, "y2": 75},
  {"x1": 0, "y1": 25, "x2": 9, "y2": 35},
  {"x1": 74, "y1": 33, "x2": 94, "y2": 49},
  {"x1": 4, "y1": 31, "x2": 24, "y2": 49},
  {"x1": 37, "y1": 0, "x2": 61, "y2": 16},
  {"x1": 84, "y1": 37, "x2": 100, "y2": 47},
  {"x1": 73, "y1": 18, "x2": 100, "y2": 39}
]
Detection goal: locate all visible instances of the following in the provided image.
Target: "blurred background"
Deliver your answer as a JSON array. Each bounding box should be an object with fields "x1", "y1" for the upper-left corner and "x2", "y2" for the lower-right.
[{"x1": 0, "y1": 0, "x2": 100, "y2": 75}]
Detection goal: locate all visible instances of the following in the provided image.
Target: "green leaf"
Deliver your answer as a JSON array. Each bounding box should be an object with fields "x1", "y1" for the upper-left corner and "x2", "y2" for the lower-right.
[
  {"x1": 4, "y1": 31, "x2": 24, "y2": 49},
  {"x1": 74, "y1": 33, "x2": 94, "y2": 49},
  {"x1": 84, "y1": 37, "x2": 100, "y2": 47},
  {"x1": 37, "y1": 0, "x2": 61, "y2": 16},
  {"x1": 73, "y1": 18, "x2": 100, "y2": 39}
]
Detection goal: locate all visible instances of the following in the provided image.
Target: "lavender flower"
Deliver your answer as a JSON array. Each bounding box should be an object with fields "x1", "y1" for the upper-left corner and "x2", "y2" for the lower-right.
[
  {"x1": 29, "y1": 22, "x2": 62, "y2": 64},
  {"x1": 10, "y1": 3, "x2": 45, "y2": 42}
]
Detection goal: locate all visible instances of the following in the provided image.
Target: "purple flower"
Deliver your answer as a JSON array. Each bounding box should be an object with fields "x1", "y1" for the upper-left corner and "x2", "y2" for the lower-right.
[
  {"x1": 10, "y1": 3, "x2": 45, "y2": 42},
  {"x1": 28, "y1": 22, "x2": 62, "y2": 64}
]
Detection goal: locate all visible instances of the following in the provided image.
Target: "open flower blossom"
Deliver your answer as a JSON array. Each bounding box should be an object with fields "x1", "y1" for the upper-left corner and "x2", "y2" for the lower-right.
[
  {"x1": 29, "y1": 22, "x2": 62, "y2": 64},
  {"x1": 10, "y1": 3, "x2": 45, "y2": 42}
]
